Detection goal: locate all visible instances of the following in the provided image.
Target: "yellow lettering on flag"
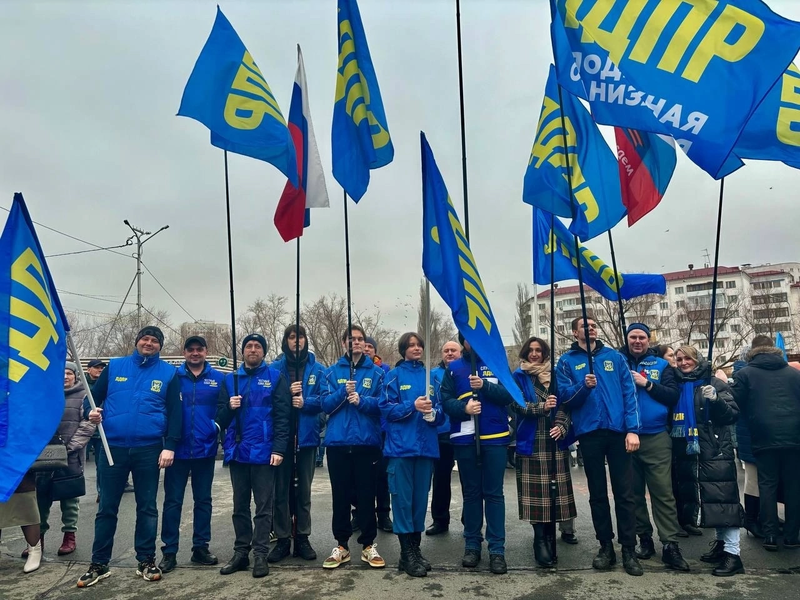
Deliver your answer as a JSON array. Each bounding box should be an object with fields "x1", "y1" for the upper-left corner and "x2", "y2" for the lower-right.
[{"x1": 224, "y1": 51, "x2": 286, "y2": 130}]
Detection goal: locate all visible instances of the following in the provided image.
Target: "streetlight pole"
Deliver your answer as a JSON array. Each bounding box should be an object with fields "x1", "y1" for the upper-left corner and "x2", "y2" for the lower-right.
[{"x1": 124, "y1": 220, "x2": 169, "y2": 330}]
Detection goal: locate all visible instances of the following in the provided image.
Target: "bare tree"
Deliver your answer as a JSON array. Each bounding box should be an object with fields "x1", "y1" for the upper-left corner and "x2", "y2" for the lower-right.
[
  {"x1": 512, "y1": 283, "x2": 533, "y2": 347},
  {"x1": 415, "y1": 279, "x2": 457, "y2": 368},
  {"x1": 236, "y1": 294, "x2": 290, "y2": 359},
  {"x1": 303, "y1": 293, "x2": 349, "y2": 367},
  {"x1": 68, "y1": 307, "x2": 179, "y2": 358},
  {"x1": 354, "y1": 306, "x2": 401, "y2": 368},
  {"x1": 591, "y1": 293, "x2": 672, "y2": 350}
]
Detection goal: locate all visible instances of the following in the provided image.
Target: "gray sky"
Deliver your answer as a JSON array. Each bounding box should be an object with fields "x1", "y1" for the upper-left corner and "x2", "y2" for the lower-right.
[{"x1": 2, "y1": 0, "x2": 800, "y2": 346}]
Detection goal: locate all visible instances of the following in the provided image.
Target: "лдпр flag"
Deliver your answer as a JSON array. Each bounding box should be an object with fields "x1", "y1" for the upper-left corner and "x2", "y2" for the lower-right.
[
  {"x1": 274, "y1": 45, "x2": 330, "y2": 243},
  {"x1": 421, "y1": 133, "x2": 523, "y2": 407},
  {"x1": 615, "y1": 127, "x2": 676, "y2": 226},
  {"x1": 523, "y1": 64, "x2": 626, "y2": 242},
  {"x1": 551, "y1": 0, "x2": 800, "y2": 179},
  {"x1": 332, "y1": 0, "x2": 393, "y2": 202},
  {"x1": 532, "y1": 207, "x2": 666, "y2": 301},
  {"x1": 178, "y1": 7, "x2": 297, "y2": 185},
  {"x1": 0, "y1": 193, "x2": 68, "y2": 502}
]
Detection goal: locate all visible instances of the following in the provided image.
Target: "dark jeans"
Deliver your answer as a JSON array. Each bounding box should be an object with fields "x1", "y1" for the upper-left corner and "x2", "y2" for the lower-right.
[
  {"x1": 327, "y1": 445, "x2": 379, "y2": 548},
  {"x1": 454, "y1": 444, "x2": 507, "y2": 555},
  {"x1": 431, "y1": 440, "x2": 455, "y2": 525},
  {"x1": 92, "y1": 444, "x2": 162, "y2": 565},
  {"x1": 273, "y1": 446, "x2": 317, "y2": 539},
  {"x1": 757, "y1": 448, "x2": 800, "y2": 539},
  {"x1": 88, "y1": 437, "x2": 103, "y2": 494},
  {"x1": 229, "y1": 461, "x2": 275, "y2": 557},
  {"x1": 579, "y1": 429, "x2": 637, "y2": 547},
  {"x1": 161, "y1": 456, "x2": 216, "y2": 554}
]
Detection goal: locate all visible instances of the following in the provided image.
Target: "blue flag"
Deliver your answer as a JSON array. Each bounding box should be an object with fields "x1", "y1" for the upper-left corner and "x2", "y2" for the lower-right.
[
  {"x1": 776, "y1": 332, "x2": 788, "y2": 360},
  {"x1": 333, "y1": 0, "x2": 394, "y2": 202},
  {"x1": 524, "y1": 64, "x2": 626, "y2": 242},
  {"x1": 178, "y1": 7, "x2": 297, "y2": 185},
  {"x1": 421, "y1": 133, "x2": 523, "y2": 407},
  {"x1": 551, "y1": 0, "x2": 800, "y2": 179},
  {"x1": 532, "y1": 208, "x2": 666, "y2": 301},
  {"x1": 0, "y1": 193, "x2": 68, "y2": 502}
]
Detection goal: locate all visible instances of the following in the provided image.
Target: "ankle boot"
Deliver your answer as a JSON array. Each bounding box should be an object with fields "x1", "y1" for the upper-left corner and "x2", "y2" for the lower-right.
[
  {"x1": 622, "y1": 546, "x2": 644, "y2": 576},
  {"x1": 21, "y1": 534, "x2": 44, "y2": 559},
  {"x1": 662, "y1": 542, "x2": 690, "y2": 572},
  {"x1": 58, "y1": 532, "x2": 76, "y2": 556},
  {"x1": 533, "y1": 524, "x2": 554, "y2": 567},
  {"x1": 411, "y1": 532, "x2": 431, "y2": 571},
  {"x1": 712, "y1": 552, "x2": 744, "y2": 577},
  {"x1": 700, "y1": 539, "x2": 726, "y2": 563},
  {"x1": 398, "y1": 534, "x2": 426, "y2": 577},
  {"x1": 592, "y1": 540, "x2": 616, "y2": 570},
  {"x1": 744, "y1": 494, "x2": 764, "y2": 539},
  {"x1": 636, "y1": 534, "x2": 655, "y2": 560},
  {"x1": 545, "y1": 522, "x2": 558, "y2": 564},
  {"x1": 23, "y1": 540, "x2": 42, "y2": 573}
]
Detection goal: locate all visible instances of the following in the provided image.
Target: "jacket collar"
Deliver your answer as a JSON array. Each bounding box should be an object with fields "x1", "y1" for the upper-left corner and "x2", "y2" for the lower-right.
[
  {"x1": 132, "y1": 349, "x2": 160, "y2": 367},
  {"x1": 180, "y1": 361, "x2": 210, "y2": 380},
  {"x1": 569, "y1": 339, "x2": 606, "y2": 356}
]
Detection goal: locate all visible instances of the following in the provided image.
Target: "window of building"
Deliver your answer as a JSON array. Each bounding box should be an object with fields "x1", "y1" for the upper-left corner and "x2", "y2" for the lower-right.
[
  {"x1": 660, "y1": 302, "x2": 669, "y2": 310},
  {"x1": 699, "y1": 340, "x2": 709, "y2": 349},
  {"x1": 687, "y1": 281, "x2": 723, "y2": 293},
  {"x1": 731, "y1": 324, "x2": 740, "y2": 333},
  {"x1": 727, "y1": 295, "x2": 738, "y2": 305},
  {"x1": 753, "y1": 308, "x2": 790, "y2": 320},
  {"x1": 755, "y1": 322, "x2": 791, "y2": 334},
  {"x1": 725, "y1": 280, "x2": 736, "y2": 288},
  {"x1": 752, "y1": 293, "x2": 788, "y2": 305},
  {"x1": 538, "y1": 303, "x2": 545, "y2": 312},
  {"x1": 674, "y1": 287, "x2": 684, "y2": 295},
  {"x1": 676, "y1": 300, "x2": 685, "y2": 309}
]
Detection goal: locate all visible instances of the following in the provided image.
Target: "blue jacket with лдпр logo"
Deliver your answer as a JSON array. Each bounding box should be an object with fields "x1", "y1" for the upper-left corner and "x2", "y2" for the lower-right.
[
  {"x1": 619, "y1": 347, "x2": 680, "y2": 435},
  {"x1": 270, "y1": 353, "x2": 326, "y2": 448},
  {"x1": 174, "y1": 362, "x2": 225, "y2": 460}
]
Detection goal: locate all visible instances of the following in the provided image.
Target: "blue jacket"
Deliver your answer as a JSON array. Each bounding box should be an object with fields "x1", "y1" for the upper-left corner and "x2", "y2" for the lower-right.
[
  {"x1": 619, "y1": 347, "x2": 680, "y2": 435},
  {"x1": 321, "y1": 354, "x2": 384, "y2": 448},
  {"x1": 441, "y1": 355, "x2": 515, "y2": 446},
  {"x1": 556, "y1": 341, "x2": 640, "y2": 438},
  {"x1": 175, "y1": 362, "x2": 225, "y2": 460},
  {"x1": 431, "y1": 365, "x2": 451, "y2": 437},
  {"x1": 270, "y1": 353, "x2": 326, "y2": 448},
  {"x1": 380, "y1": 360, "x2": 444, "y2": 459},
  {"x1": 215, "y1": 362, "x2": 291, "y2": 464},
  {"x1": 93, "y1": 351, "x2": 181, "y2": 449}
]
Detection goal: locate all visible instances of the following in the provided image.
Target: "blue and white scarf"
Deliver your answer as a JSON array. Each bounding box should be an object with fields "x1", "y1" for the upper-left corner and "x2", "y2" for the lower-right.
[{"x1": 671, "y1": 379, "x2": 704, "y2": 455}]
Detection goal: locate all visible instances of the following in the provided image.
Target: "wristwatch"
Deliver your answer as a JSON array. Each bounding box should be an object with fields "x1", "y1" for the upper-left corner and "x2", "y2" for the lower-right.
[{"x1": 645, "y1": 381, "x2": 654, "y2": 392}]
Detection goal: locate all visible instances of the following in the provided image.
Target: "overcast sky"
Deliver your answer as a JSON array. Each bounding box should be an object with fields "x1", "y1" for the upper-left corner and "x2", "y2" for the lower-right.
[{"x1": 2, "y1": 0, "x2": 800, "y2": 347}]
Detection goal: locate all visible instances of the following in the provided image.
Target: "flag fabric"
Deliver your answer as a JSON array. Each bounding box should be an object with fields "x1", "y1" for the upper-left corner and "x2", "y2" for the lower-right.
[
  {"x1": 178, "y1": 7, "x2": 297, "y2": 185},
  {"x1": 776, "y1": 332, "x2": 788, "y2": 360},
  {"x1": 734, "y1": 63, "x2": 800, "y2": 169},
  {"x1": 614, "y1": 127, "x2": 677, "y2": 226},
  {"x1": 551, "y1": 0, "x2": 800, "y2": 180},
  {"x1": 0, "y1": 193, "x2": 68, "y2": 502},
  {"x1": 523, "y1": 64, "x2": 626, "y2": 242},
  {"x1": 532, "y1": 207, "x2": 666, "y2": 301},
  {"x1": 421, "y1": 133, "x2": 523, "y2": 407},
  {"x1": 332, "y1": 0, "x2": 394, "y2": 202},
  {"x1": 274, "y1": 45, "x2": 330, "y2": 242}
]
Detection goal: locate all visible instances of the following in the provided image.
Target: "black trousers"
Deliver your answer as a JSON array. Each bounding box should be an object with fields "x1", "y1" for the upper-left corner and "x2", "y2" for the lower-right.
[
  {"x1": 757, "y1": 448, "x2": 800, "y2": 539},
  {"x1": 327, "y1": 446, "x2": 380, "y2": 548},
  {"x1": 376, "y1": 451, "x2": 391, "y2": 516},
  {"x1": 578, "y1": 429, "x2": 637, "y2": 547},
  {"x1": 229, "y1": 461, "x2": 275, "y2": 557},
  {"x1": 430, "y1": 440, "x2": 455, "y2": 525}
]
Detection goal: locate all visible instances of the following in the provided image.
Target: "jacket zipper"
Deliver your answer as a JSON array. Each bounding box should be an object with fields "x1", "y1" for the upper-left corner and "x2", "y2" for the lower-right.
[{"x1": 190, "y1": 378, "x2": 196, "y2": 459}]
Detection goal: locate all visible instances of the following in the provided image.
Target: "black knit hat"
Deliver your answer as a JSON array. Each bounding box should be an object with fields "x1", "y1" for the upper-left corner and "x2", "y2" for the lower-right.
[
  {"x1": 135, "y1": 326, "x2": 164, "y2": 347},
  {"x1": 242, "y1": 333, "x2": 268, "y2": 355}
]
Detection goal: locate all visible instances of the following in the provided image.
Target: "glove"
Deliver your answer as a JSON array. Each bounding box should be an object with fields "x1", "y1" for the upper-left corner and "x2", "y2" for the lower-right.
[
  {"x1": 423, "y1": 410, "x2": 436, "y2": 423},
  {"x1": 701, "y1": 385, "x2": 718, "y2": 401}
]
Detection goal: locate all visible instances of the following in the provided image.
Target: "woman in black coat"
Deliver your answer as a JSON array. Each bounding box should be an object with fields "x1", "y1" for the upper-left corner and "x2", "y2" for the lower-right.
[{"x1": 672, "y1": 345, "x2": 744, "y2": 577}]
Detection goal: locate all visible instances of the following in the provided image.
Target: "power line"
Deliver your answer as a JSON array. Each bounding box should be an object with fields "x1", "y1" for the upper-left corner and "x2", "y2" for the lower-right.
[
  {"x1": 58, "y1": 289, "x2": 135, "y2": 304},
  {"x1": 141, "y1": 261, "x2": 197, "y2": 322},
  {"x1": 47, "y1": 243, "x2": 133, "y2": 258},
  {"x1": 142, "y1": 305, "x2": 182, "y2": 337}
]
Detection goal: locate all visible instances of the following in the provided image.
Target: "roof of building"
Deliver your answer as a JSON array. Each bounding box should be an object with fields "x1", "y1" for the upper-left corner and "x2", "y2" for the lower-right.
[
  {"x1": 747, "y1": 270, "x2": 787, "y2": 278},
  {"x1": 662, "y1": 266, "x2": 740, "y2": 281}
]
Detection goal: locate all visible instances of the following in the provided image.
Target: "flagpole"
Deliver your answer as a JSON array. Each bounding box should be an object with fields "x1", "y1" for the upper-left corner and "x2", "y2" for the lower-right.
[
  {"x1": 455, "y1": 0, "x2": 481, "y2": 465},
  {"x1": 706, "y1": 178, "x2": 725, "y2": 365},
  {"x1": 607, "y1": 230, "x2": 627, "y2": 342},
  {"x1": 548, "y1": 212, "x2": 558, "y2": 564},
  {"x1": 343, "y1": 189, "x2": 354, "y2": 379},
  {"x1": 425, "y1": 277, "x2": 432, "y2": 401},
  {"x1": 292, "y1": 235, "x2": 301, "y2": 536},
  {"x1": 223, "y1": 150, "x2": 241, "y2": 442}
]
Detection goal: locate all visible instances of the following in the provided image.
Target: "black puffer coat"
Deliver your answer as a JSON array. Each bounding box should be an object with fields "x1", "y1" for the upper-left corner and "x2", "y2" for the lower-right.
[{"x1": 672, "y1": 361, "x2": 743, "y2": 529}]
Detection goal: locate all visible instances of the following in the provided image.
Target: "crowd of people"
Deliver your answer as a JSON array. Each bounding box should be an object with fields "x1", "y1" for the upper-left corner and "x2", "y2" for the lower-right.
[{"x1": 1, "y1": 318, "x2": 798, "y2": 586}]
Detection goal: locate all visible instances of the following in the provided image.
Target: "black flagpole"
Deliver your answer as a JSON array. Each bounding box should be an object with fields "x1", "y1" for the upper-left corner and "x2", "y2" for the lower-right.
[
  {"x1": 455, "y1": 0, "x2": 481, "y2": 465},
  {"x1": 548, "y1": 213, "x2": 558, "y2": 564},
  {"x1": 223, "y1": 151, "x2": 241, "y2": 442},
  {"x1": 343, "y1": 189, "x2": 354, "y2": 379},
  {"x1": 607, "y1": 230, "x2": 627, "y2": 343},
  {"x1": 706, "y1": 178, "x2": 725, "y2": 364},
  {"x1": 291, "y1": 235, "x2": 301, "y2": 537}
]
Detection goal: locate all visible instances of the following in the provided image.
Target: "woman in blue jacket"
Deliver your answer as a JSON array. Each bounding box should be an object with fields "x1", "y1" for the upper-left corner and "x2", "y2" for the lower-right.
[{"x1": 380, "y1": 332, "x2": 443, "y2": 577}]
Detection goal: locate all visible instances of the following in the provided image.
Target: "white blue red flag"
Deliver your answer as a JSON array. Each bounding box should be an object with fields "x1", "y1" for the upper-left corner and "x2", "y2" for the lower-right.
[
  {"x1": 614, "y1": 127, "x2": 676, "y2": 227},
  {"x1": 274, "y1": 45, "x2": 329, "y2": 242}
]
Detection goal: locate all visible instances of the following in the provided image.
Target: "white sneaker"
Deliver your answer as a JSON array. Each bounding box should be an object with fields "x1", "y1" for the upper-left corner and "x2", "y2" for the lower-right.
[
  {"x1": 24, "y1": 541, "x2": 42, "y2": 573},
  {"x1": 361, "y1": 544, "x2": 385, "y2": 568},
  {"x1": 323, "y1": 546, "x2": 351, "y2": 569}
]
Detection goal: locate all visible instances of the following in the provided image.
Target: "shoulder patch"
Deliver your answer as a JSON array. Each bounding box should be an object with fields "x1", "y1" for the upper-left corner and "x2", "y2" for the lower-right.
[
  {"x1": 151, "y1": 379, "x2": 163, "y2": 392},
  {"x1": 363, "y1": 378, "x2": 372, "y2": 389},
  {"x1": 308, "y1": 374, "x2": 316, "y2": 386}
]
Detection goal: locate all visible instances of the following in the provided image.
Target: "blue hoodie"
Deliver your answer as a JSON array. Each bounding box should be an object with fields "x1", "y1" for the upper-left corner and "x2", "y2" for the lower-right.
[
  {"x1": 380, "y1": 360, "x2": 444, "y2": 458},
  {"x1": 556, "y1": 341, "x2": 640, "y2": 438},
  {"x1": 270, "y1": 353, "x2": 326, "y2": 448}
]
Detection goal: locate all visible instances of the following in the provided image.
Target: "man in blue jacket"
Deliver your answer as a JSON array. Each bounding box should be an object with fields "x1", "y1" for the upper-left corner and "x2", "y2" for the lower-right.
[
  {"x1": 216, "y1": 334, "x2": 291, "y2": 579},
  {"x1": 158, "y1": 336, "x2": 224, "y2": 574},
  {"x1": 321, "y1": 325, "x2": 386, "y2": 570},
  {"x1": 619, "y1": 323, "x2": 688, "y2": 571},
  {"x1": 441, "y1": 332, "x2": 515, "y2": 575},
  {"x1": 79, "y1": 326, "x2": 181, "y2": 588},
  {"x1": 556, "y1": 318, "x2": 642, "y2": 576},
  {"x1": 268, "y1": 324, "x2": 325, "y2": 564}
]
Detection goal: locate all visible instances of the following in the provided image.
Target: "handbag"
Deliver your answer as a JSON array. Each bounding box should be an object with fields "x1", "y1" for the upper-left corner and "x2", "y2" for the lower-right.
[
  {"x1": 30, "y1": 437, "x2": 68, "y2": 472},
  {"x1": 51, "y1": 470, "x2": 86, "y2": 501}
]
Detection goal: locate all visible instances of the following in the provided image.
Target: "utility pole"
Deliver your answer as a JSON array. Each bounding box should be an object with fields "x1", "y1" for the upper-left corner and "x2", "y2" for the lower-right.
[{"x1": 124, "y1": 220, "x2": 169, "y2": 329}]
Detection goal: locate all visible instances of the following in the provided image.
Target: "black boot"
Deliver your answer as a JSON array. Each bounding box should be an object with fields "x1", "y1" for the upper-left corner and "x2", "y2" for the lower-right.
[
  {"x1": 293, "y1": 535, "x2": 317, "y2": 561},
  {"x1": 252, "y1": 555, "x2": 269, "y2": 578},
  {"x1": 545, "y1": 522, "x2": 558, "y2": 564},
  {"x1": 377, "y1": 513, "x2": 394, "y2": 533},
  {"x1": 763, "y1": 536, "x2": 779, "y2": 552},
  {"x1": 636, "y1": 535, "x2": 655, "y2": 560},
  {"x1": 744, "y1": 494, "x2": 764, "y2": 539},
  {"x1": 398, "y1": 534, "x2": 426, "y2": 577},
  {"x1": 219, "y1": 552, "x2": 249, "y2": 575},
  {"x1": 532, "y1": 524, "x2": 554, "y2": 567},
  {"x1": 622, "y1": 546, "x2": 644, "y2": 576},
  {"x1": 662, "y1": 542, "x2": 690, "y2": 572},
  {"x1": 592, "y1": 540, "x2": 616, "y2": 570},
  {"x1": 712, "y1": 552, "x2": 744, "y2": 577},
  {"x1": 411, "y1": 532, "x2": 431, "y2": 571},
  {"x1": 682, "y1": 523, "x2": 703, "y2": 536},
  {"x1": 267, "y1": 538, "x2": 291, "y2": 563},
  {"x1": 700, "y1": 539, "x2": 725, "y2": 563}
]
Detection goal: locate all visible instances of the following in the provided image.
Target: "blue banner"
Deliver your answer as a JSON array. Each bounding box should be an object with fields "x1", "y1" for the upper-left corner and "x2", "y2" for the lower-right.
[
  {"x1": 532, "y1": 207, "x2": 666, "y2": 301},
  {"x1": 551, "y1": 0, "x2": 800, "y2": 179},
  {"x1": 0, "y1": 193, "x2": 68, "y2": 502},
  {"x1": 524, "y1": 64, "x2": 626, "y2": 242},
  {"x1": 421, "y1": 133, "x2": 523, "y2": 407},
  {"x1": 178, "y1": 7, "x2": 297, "y2": 185},
  {"x1": 332, "y1": 0, "x2": 394, "y2": 202}
]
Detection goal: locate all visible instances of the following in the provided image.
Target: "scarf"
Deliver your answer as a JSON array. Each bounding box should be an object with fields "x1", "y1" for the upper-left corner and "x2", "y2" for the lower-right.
[
  {"x1": 671, "y1": 360, "x2": 708, "y2": 455},
  {"x1": 519, "y1": 360, "x2": 551, "y2": 388}
]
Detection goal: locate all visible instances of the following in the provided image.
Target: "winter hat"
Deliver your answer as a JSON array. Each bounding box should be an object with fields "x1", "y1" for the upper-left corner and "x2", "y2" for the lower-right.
[
  {"x1": 242, "y1": 333, "x2": 268, "y2": 355},
  {"x1": 65, "y1": 361, "x2": 78, "y2": 376},
  {"x1": 365, "y1": 336, "x2": 378, "y2": 351},
  {"x1": 626, "y1": 323, "x2": 651, "y2": 338},
  {"x1": 135, "y1": 325, "x2": 164, "y2": 347}
]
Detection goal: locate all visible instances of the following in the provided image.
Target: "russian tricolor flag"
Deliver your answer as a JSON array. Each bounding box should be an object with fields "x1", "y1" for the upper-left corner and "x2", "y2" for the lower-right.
[
  {"x1": 274, "y1": 45, "x2": 329, "y2": 242},
  {"x1": 614, "y1": 127, "x2": 676, "y2": 227}
]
